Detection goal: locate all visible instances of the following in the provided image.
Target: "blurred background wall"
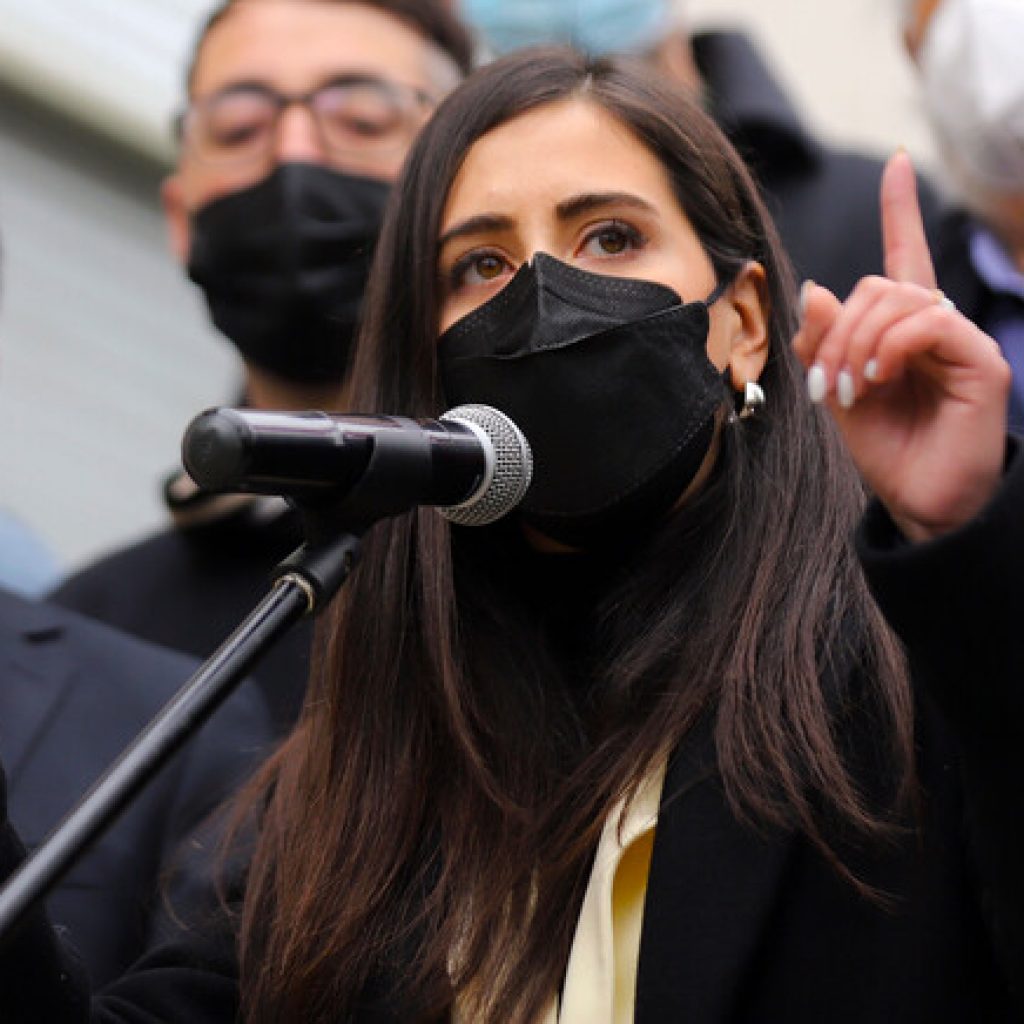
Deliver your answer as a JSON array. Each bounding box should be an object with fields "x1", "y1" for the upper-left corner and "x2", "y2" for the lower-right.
[
  {"x1": 0, "y1": 0, "x2": 934, "y2": 578},
  {"x1": 0, "y1": 0, "x2": 236, "y2": 580}
]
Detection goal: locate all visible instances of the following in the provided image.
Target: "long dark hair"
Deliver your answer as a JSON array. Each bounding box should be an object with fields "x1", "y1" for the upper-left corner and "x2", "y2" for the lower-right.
[{"x1": 236, "y1": 49, "x2": 914, "y2": 1023}]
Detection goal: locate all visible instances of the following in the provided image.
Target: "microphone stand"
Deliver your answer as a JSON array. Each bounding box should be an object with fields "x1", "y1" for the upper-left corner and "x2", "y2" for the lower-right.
[{"x1": 0, "y1": 501, "x2": 363, "y2": 948}]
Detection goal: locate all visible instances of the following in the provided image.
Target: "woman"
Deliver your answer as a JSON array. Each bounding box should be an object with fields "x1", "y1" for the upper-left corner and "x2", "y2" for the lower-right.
[{"x1": 1, "y1": 49, "x2": 1020, "y2": 1023}]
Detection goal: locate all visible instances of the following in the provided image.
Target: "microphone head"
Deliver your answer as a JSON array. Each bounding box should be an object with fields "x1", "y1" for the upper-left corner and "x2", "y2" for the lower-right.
[
  {"x1": 181, "y1": 408, "x2": 250, "y2": 491},
  {"x1": 438, "y1": 405, "x2": 533, "y2": 526}
]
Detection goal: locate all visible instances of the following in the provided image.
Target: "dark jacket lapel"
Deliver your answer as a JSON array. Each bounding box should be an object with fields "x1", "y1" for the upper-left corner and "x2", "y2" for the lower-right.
[
  {"x1": 635, "y1": 719, "x2": 794, "y2": 1024},
  {"x1": 0, "y1": 590, "x2": 76, "y2": 787}
]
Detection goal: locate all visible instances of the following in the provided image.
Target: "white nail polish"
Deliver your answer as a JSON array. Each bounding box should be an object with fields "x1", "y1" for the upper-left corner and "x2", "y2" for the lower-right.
[
  {"x1": 864, "y1": 358, "x2": 879, "y2": 382},
  {"x1": 837, "y1": 369, "x2": 855, "y2": 409},
  {"x1": 799, "y1": 280, "x2": 814, "y2": 319},
  {"x1": 807, "y1": 364, "x2": 827, "y2": 403}
]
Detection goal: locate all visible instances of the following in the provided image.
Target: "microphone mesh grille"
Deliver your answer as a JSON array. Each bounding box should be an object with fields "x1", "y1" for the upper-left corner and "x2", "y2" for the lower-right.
[{"x1": 438, "y1": 405, "x2": 533, "y2": 526}]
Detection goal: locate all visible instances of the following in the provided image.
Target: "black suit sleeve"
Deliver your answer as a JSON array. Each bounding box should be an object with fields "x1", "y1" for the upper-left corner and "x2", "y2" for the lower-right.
[
  {"x1": 856, "y1": 437, "x2": 1024, "y2": 1004},
  {"x1": 0, "y1": 768, "x2": 90, "y2": 1022},
  {"x1": 0, "y1": 763, "x2": 240, "y2": 1023}
]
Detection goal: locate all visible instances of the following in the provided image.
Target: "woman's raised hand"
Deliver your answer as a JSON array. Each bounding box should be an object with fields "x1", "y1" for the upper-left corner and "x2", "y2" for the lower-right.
[{"x1": 792, "y1": 151, "x2": 1011, "y2": 543}]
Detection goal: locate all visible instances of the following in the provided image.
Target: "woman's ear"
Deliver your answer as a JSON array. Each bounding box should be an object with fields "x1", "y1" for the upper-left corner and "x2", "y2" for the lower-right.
[{"x1": 723, "y1": 261, "x2": 769, "y2": 391}]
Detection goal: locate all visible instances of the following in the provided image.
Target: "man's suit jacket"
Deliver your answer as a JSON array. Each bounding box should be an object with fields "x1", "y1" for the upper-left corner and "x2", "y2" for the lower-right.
[
  {"x1": 52, "y1": 493, "x2": 312, "y2": 735},
  {"x1": 0, "y1": 589, "x2": 273, "y2": 987}
]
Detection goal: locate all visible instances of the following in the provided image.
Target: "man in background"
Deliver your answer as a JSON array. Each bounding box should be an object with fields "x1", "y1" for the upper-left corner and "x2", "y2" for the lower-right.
[
  {"x1": 0, "y1": 593, "x2": 272, "y2": 985},
  {"x1": 457, "y1": 0, "x2": 941, "y2": 300},
  {"x1": 900, "y1": 0, "x2": 1024, "y2": 429},
  {"x1": 0, "y1": 235, "x2": 273, "y2": 987},
  {"x1": 53, "y1": 0, "x2": 474, "y2": 733}
]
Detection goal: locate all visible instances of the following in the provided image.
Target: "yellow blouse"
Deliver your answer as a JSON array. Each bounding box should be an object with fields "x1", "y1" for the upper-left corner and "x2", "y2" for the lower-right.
[{"x1": 542, "y1": 763, "x2": 665, "y2": 1024}]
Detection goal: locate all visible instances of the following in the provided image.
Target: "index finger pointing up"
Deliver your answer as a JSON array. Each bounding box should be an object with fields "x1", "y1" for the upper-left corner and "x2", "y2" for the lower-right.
[{"x1": 881, "y1": 149, "x2": 937, "y2": 288}]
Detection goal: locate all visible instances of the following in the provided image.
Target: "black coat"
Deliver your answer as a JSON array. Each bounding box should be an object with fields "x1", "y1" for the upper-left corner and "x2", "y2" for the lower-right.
[
  {"x1": 0, "y1": 591, "x2": 273, "y2": 989},
  {"x1": 3, "y1": 446, "x2": 1024, "y2": 1021},
  {"x1": 51, "y1": 494, "x2": 312, "y2": 735},
  {"x1": 694, "y1": 32, "x2": 942, "y2": 301}
]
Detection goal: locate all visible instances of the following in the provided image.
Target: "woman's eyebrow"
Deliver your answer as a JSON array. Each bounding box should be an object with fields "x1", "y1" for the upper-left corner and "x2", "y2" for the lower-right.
[
  {"x1": 437, "y1": 214, "x2": 516, "y2": 250},
  {"x1": 555, "y1": 191, "x2": 657, "y2": 220},
  {"x1": 436, "y1": 192, "x2": 657, "y2": 251}
]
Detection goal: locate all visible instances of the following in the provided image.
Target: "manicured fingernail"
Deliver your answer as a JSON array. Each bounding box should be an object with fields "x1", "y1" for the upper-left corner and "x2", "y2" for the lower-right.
[
  {"x1": 895, "y1": 145, "x2": 914, "y2": 170},
  {"x1": 864, "y1": 358, "x2": 879, "y2": 382},
  {"x1": 837, "y1": 368, "x2": 855, "y2": 409},
  {"x1": 807, "y1": 364, "x2": 827, "y2": 403},
  {"x1": 799, "y1": 279, "x2": 814, "y2": 319}
]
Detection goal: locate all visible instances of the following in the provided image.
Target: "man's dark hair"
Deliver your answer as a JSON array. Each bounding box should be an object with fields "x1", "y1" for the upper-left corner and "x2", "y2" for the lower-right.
[{"x1": 185, "y1": 0, "x2": 475, "y2": 95}]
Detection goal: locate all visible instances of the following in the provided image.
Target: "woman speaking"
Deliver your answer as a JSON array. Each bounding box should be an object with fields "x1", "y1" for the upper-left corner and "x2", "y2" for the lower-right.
[{"x1": 1, "y1": 48, "x2": 1021, "y2": 1023}]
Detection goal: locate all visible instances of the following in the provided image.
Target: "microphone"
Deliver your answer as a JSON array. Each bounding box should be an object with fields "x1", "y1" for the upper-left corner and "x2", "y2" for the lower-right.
[{"x1": 181, "y1": 404, "x2": 533, "y2": 526}]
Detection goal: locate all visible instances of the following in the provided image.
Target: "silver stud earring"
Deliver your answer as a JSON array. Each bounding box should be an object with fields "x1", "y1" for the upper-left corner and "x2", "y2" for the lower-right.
[{"x1": 738, "y1": 381, "x2": 765, "y2": 420}]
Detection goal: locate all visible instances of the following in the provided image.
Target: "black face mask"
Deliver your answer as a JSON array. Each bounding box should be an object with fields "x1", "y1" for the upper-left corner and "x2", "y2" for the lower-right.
[
  {"x1": 439, "y1": 253, "x2": 729, "y2": 548},
  {"x1": 187, "y1": 162, "x2": 391, "y2": 385}
]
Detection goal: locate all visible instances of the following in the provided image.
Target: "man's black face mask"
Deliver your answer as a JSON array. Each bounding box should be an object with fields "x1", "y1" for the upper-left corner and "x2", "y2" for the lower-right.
[
  {"x1": 439, "y1": 253, "x2": 730, "y2": 548},
  {"x1": 187, "y1": 162, "x2": 391, "y2": 386}
]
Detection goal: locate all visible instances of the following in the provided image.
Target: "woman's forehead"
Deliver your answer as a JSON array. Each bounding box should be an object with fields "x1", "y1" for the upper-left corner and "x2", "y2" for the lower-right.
[{"x1": 441, "y1": 98, "x2": 679, "y2": 224}]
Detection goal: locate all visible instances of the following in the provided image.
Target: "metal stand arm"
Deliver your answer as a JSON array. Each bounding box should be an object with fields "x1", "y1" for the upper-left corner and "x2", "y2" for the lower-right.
[{"x1": 0, "y1": 525, "x2": 362, "y2": 948}]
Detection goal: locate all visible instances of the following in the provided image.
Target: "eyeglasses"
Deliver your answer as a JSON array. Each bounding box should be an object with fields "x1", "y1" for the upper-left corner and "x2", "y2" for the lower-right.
[{"x1": 175, "y1": 75, "x2": 437, "y2": 166}]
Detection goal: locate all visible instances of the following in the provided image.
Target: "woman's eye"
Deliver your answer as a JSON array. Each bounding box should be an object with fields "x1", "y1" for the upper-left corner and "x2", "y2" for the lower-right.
[
  {"x1": 449, "y1": 251, "x2": 512, "y2": 289},
  {"x1": 580, "y1": 222, "x2": 644, "y2": 258},
  {"x1": 472, "y1": 254, "x2": 506, "y2": 280}
]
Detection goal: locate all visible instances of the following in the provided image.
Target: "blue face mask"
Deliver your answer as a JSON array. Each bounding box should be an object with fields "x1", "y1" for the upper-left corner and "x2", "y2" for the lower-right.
[{"x1": 460, "y1": 0, "x2": 672, "y2": 57}]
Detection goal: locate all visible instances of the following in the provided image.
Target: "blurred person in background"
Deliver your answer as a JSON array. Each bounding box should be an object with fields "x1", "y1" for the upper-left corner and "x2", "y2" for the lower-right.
[
  {"x1": 0, "y1": 594, "x2": 272, "y2": 986},
  {"x1": 0, "y1": 232, "x2": 273, "y2": 987},
  {"x1": 457, "y1": 0, "x2": 942, "y2": 301},
  {"x1": 52, "y1": 0, "x2": 474, "y2": 734},
  {"x1": 901, "y1": 0, "x2": 1024, "y2": 430},
  {"x1": 0, "y1": 242, "x2": 63, "y2": 597}
]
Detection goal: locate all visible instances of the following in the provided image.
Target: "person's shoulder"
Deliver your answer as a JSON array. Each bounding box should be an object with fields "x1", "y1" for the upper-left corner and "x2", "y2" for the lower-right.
[
  {"x1": 0, "y1": 587, "x2": 199, "y2": 699},
  {"x1": 693, "y1": 28, "x2": 939, "y2": 222},
  {"x1": 817, "y1": 148, "x2": 941, "y2": 223},
  {"x1": 44, "y1": 599, "x2": 272, "y2": 742},
  {"x1": 0, "y1": 587, "x2": 274, "y2": 794},
  {"x1": 52, "y1": 499, "x2": 300, "y2": 609},
  {"x1": 49, "y1": 520, "x2": 237, "y2": 628},
  {"x1": 0, "y1": 587, "x2": 271, "y2": 799},
  {"x1": 53, "y1": 527, "x2": 194, "y2": 596},
  {"x1": 814, "y1": 147, "x2": 886, "y2": 187}
]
